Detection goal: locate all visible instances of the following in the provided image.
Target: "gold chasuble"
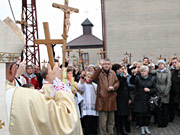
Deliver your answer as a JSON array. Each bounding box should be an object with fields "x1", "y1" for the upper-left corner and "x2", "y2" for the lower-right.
[
  {"x1": 42, "y1": 83, "x2": 54, "y2": 97},
  {"x1": 6, "y1": 82, "x2": 83, "y2": 135}
]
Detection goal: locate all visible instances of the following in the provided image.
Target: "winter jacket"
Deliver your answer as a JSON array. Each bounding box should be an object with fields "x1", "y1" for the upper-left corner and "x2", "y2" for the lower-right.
[
  {"x1": 130, "y1": 75, "x2": 156, "y2": 113},
  {"x1": 91, "y1": 68, "x2": 119, "y2": 111},
  {"x1": 150, "y1": 68, "x2": 171, "y2": 103},
  {"x1": 171, "y1": 69, "x2": 180, "y2": 93},
  {"x1": 22, "y1": 73, "x2": 40, "y2": 89},
  {"x1": 116, "y1": 74, "x2": 131, "y2": 116}
]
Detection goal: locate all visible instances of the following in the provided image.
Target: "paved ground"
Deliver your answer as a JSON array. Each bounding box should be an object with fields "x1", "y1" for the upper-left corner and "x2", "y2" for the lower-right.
[{"x1": 128, "y1": 116, "x2": 180, "y2": 135}]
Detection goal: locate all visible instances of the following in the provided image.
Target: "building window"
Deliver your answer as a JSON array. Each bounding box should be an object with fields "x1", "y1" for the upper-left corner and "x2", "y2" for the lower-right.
[{"x1": 81, "y1": 53, "x2": 89, "y2": 64}]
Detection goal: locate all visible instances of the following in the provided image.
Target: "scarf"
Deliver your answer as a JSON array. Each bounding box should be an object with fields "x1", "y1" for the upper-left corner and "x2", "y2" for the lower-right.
[
  {"x1": 141, "y1": 75, "x2": 148, "y2": 79},
  {"x1": 103, "y1": 68, "x2": 110, "y2": 76},
  {"x1": 159, "y1": 68, "x2": 166, "y2": 72}
]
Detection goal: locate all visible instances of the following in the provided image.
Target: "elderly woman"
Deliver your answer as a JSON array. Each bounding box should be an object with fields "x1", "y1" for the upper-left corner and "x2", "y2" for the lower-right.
[
  {"x1": 149, "y1": 59, "x2": 171, "y2": 127},
  {"x1": 130, "y1": 65, "x2": 156, "y2": 135}
]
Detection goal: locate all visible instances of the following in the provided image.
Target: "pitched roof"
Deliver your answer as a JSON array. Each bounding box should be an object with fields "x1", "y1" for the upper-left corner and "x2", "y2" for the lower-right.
[
  {"x1": 67, "y1": 34, "x2": 103, "y2": 49},
  {"x1": 67, "y1": 18, "x2": 103, "y2": 49},
  {"x1": 81, "y1": 18, "x2": 94, "y2": 26}
]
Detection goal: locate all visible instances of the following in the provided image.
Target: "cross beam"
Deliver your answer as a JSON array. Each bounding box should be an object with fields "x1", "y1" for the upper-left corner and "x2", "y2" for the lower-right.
[
  {"x1": 52, "y1": 0, "x2": 79, "y2": 67},
  {"x1": 66, "y1": 46, "x2": 72, "y2": 57},
  {"x1": 34, "y1": 22, "x2": 63, "y2": 69},
  {"x1": 52, "y1": 3, "x2": 79, "y2": 13},
  {"x1": 97, "y1": 48, "x2": 107, "y2": 59}
]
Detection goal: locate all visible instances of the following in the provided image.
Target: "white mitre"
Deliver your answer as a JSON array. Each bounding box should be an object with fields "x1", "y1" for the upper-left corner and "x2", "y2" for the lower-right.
[{"x1": 0, "y1": 17, "x2": 24, "y2": 134}]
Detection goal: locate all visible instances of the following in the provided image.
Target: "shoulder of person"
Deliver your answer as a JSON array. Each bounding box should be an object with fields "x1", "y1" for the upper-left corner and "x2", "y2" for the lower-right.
[
  {"x1": 149, "y1": 74, "x2": 156, "y2": 81},
  {"x1": 110, "y1": 69, "x2": 116, "y2": 74},
  {"x1": 92, "y1": 82, "x2": 97, "y2": 87},
  {"x1": 165, "y1": 68, "x2": 171, "y2": 73}
]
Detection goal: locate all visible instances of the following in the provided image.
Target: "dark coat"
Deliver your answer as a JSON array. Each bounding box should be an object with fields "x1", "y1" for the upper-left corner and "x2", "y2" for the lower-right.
[
  {"x1": 91, "y1": 68, "x2": 120, "y2": 111},
  {"x1": 171, "y1": 69, "x2": 180, "y2": 94},
  {"x1": 116, "y1": 75, "x2": 131, "y2": 116},
  {"x1": 130, "y1": 75, "x2": 156, "y2": 113}
]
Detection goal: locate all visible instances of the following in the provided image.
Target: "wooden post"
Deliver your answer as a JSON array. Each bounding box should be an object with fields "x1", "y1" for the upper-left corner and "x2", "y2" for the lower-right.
[
  {"x1": 66, "y1": 46, "x2": 72, "y2": 57},
  {"x1": 34, "y1": 22, "x2": 63, "y2": 69},
  {"x1": 157, "y1": 54, "x2": 164, "y2": 60},
  {"x1": 97, "y1": 48, "x2": 107, "y2": 59},
  {"x1": 129, "y1": 53, "x2": 132, "y2": 64},
  {"x1": 76, "y1": 48, "x2": 83, "y2": 57},
  {"x1": 52, "y1": 1, "x2": 79, "y2": 67},
  {"x1": 124, "y1": 52, "x2": 129, "y2": 64}
]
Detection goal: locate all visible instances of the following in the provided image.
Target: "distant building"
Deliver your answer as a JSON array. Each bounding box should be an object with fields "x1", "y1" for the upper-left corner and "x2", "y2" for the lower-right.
[
  {"x1": 67, "y1": 18, "x2": 103, "y2": 67},
  {"x1": 102, "y1": 0, "x2": 180, "y2": 63}
]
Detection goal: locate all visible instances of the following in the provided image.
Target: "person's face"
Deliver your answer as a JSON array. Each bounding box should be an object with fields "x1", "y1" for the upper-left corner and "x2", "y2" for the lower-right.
[
  {"x1": 102, "y1": 61, "x2": 111, "y2": 71},
  {"x1": 137, "y1": 66, "x2": 141, "y2": 72},
  {"x1": 158, "y1": 63, "x2": 165, "y2": 70},
  {"x1": 8, "y1": 63, "x2": 19, "y2": 82},
  {"x1": 143, "y1": 59, "x2": 149, "y2": 65},
  {"x1": 140, "y1": 70, "x2": 148, "y2": 76},
  {"x1": 133, "y1": 62, "x2": 137, "y2": 67},
  {"x1": 26, "y1": 67, "x2": 33, "y2": 74},
  {"x1": 67, "y1": 71, "x2": 73, "y2": 80},
  {"x1": 89, "y1": 66, "x2": 95, "y2": 72},
  {"x1": 85, "y1": 74, "x2": 92, "y2": 82},
  {"x1": 75, "y1": 66, "x2": 79, "y2": 71},
  {"x1": 73, "y1": 61, "x2": 77, "y2": 67},
  {"x1": 33, "y1": 66, "x2": 39, "y2": 73},
  {"x1": 116, "y1": 68, "x2": 122, "y2": 74},
  {"x1": 172, "y1": 59, "x2": 178, "y2": 68}
]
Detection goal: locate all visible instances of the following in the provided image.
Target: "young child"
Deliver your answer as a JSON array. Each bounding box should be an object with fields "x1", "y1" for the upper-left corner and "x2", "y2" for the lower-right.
[
  {"x1": 78, "y1": 72, "x2": 98, "y2": 135},
  {"x1": 63, "y1": 67, "x2": 83, "y2": 118},
  {"x1": 40, "y1": 67, "x2": 54, "y2": 95}
]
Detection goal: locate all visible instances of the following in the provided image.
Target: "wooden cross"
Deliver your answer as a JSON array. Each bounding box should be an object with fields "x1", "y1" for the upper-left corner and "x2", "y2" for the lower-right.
[
  {"x1": 123, "y1": 57, "x2": 128, "y2": 64},
  {"x1": 128, "y1": 53, "x2": 133, "y2": 64},
  {"x1": 71, "y1": 54, "x2": 76, "y2": 59},
  {"x1": 66, "y1": 46, "x2": 72, "y2": 57},
  {"x1": 56, "y1": 55, "x2": 61, "y2": 61},
  {"x1": 157, "y1": 54, "x2": 164, "y2": 60},
  {"x1": 41, "y1": 59, "x2": 47, "y2": 64},
  {"x1": 78, "y1": 56, "x2": 87, "y2": 70},
  {"x1": 16, "y1": 14, "x2": 28, "y2": 33},
  {"x1": 124, "y1": 52, "x2": 129, "y2": 56},
  {"x1": 168, "y1": 57, "x2": 173, "y2": 63},
  {"x1": 76, "y1": 48, "x2": 83, "y2": 58},
  {"x1": 150, "y1": 53, "x2": 154, "y2": 57},
  {"x1": 97, "y1": 48, "x2": 107, "y2": 59},
  {"x1": 52, "y1": 0, "x2": 79, "y2": 67},
  {"x1": 34, "y1": 22, "x2": 63, "y2": 69}
]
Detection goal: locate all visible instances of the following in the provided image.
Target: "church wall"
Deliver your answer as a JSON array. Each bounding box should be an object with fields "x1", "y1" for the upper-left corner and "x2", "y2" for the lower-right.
[{"x1": 105, "y1": 0, "x2": 180, "y2": 63}]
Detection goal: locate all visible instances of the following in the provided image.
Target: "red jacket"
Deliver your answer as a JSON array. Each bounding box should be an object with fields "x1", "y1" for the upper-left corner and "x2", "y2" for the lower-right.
[{"x1": 22, "y1": 73, "x2": 40, "y2": 89}]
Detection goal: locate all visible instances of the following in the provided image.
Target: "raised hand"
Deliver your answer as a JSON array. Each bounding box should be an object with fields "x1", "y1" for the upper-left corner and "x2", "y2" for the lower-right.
[
  {"x1": 48, "y1": 63, "x2": 62, "y2": 81},
  {"x1": 16, "y1": 61, "x2": 26, "y2": 78}
]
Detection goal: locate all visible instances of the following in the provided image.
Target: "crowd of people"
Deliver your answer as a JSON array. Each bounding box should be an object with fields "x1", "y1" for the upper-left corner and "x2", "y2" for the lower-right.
[{"x1": 13, "y1": 56, "x2": 180, "y2": 135}]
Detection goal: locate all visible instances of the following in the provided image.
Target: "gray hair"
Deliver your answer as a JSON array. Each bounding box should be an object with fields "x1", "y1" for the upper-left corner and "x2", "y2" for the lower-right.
[
  {"x1": 85, "y1": 71, "x2": 94, "y2": 76},
  {"x1": 140, "y1": 65, "x2": 149, "y2": 72}
]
